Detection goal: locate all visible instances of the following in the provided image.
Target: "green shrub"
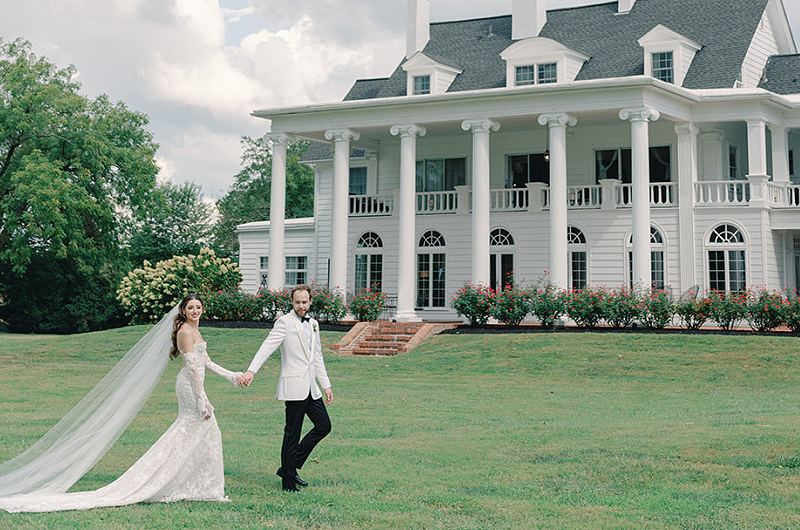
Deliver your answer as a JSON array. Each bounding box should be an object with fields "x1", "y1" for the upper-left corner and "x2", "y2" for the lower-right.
[
  {"x1": 116, "y1": 247, "x2": 241, "y2": 323},
  {"x1": 674, "y1": 296, "x2": 712, "y2": 330},
  {"x1": 451, "y1": 283, "x2": 496, "y2": 325},
  {"x1": 203, "y1": 290, "x2": 265, "y2": 321},
  {"x1": 601, "y1": 288, "x2": 643, "y2": 329},
  {"x1": 782, "y1": 295, "x2": 800, "y2": 333},
  {"x1": 565, "y1": 288, "x2": 606, "y2": 329},
  {"x1": 256, "y1": 288, "x2": 293, "y2": 321},
  {"x1": 349, "y1": 288, "x2": 388, "y2": 321},
  {"x1": 310, "y1": 283, "x2": 347, "y2": 323},
  {"x1": 640, "y1": 290, "x2": 674, "y2": 329},
  {"x1": 529, "y1": 286, "x2": 566, "y2": 328},
  {"x1": 745, "y1": 289, "x2": 784, "y2": 332},
  {"x1": 706, "y1": 290, "x2": 747, "y2": 330},
  {"x1": 492, "y1": 287, "x2": 530, "y2": 326}
]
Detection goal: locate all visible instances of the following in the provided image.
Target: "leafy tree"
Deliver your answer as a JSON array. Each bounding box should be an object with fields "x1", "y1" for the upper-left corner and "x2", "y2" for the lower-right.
[
  {"x1": 126, "y1": 181, "x2": 214, "y2": 266},
  {"x1": 213, "y1": 136, "x2": 313, "y2": 257},
  {"x1": 0, "y1": 38, "x2": 159, "y2": 332}
]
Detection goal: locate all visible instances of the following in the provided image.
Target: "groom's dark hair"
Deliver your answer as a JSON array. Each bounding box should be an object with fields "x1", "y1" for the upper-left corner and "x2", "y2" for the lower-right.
[{"x1": 291, "y1": 284, "x2": 312, "y2": 300}]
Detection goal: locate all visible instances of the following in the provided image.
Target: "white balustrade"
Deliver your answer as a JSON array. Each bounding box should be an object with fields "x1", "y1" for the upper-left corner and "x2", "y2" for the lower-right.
[
  {"x1": 650, "y1": 182, "x2": 677, "y2": 207},
  {"x1": 490, "y1": 188, "x2": 529, "y2": 212},
  {"x1": 694, "y1": 180, "x2": 750, "y2": 205},
  {"x1": 416, "y1": 190, "x2": 458, "y2": 214},
  {"x1": 788, "y1": 185, "x2": 800, "y2": 207},
  {"x1": 615, "y1": 184, "x2": 633, "y2": 207},
  {"x1": 349, "y1": 194, "x2": 395, "y2": 216},
  {"x1": 567, "y1": 185, "x2": 602, "y2": 209}
]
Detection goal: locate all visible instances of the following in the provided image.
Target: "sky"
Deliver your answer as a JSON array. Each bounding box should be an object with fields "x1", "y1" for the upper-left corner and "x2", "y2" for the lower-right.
[{"x1": 2, "y1": 0, "x2": 799, "y2": 200}]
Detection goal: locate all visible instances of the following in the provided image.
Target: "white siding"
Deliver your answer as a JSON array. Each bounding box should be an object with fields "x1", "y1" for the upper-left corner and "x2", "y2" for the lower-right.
[{"x1": 741, "y1": 11, "x2": 778, "y2": 88}]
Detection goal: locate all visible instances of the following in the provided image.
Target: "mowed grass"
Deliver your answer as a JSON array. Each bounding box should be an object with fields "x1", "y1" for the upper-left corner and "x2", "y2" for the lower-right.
[{"x1": 0, "y1": 326, "x2": 799, "y2": 529}]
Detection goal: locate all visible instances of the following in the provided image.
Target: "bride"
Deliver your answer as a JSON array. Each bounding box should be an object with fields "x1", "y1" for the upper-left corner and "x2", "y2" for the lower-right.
[{"x1": 0, "y1": 294, "x2": 243, "y2": 513}]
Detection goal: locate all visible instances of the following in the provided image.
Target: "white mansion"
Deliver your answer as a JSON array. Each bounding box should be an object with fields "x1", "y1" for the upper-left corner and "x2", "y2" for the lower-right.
[{"x1": 238, "y1": 0, "x2": 800, "y2": 321}]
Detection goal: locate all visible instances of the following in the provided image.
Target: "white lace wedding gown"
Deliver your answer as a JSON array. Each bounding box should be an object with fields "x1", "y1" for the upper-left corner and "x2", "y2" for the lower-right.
[{"x1": 0, "y1": 342, "x2": 240, "y2": 513}]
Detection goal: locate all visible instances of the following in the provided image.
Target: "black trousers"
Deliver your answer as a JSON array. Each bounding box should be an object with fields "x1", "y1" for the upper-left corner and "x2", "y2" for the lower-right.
[{"x1": 281, "y1": 393, "x2": 331, "y2": 488}]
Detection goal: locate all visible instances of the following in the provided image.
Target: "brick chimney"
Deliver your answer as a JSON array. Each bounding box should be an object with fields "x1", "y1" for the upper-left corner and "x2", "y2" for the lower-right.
[
  {"x1": 512, "y1": 0, "x2": 547, "y2": 40},
  {"x1": 406, "y1": 0, "x2": 430, "y2": 59}
]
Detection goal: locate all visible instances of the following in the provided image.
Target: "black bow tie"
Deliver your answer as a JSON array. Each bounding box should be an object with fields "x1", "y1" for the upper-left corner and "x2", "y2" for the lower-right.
[{"x1": 299, "y1": 315, "x2": 311, "y2": 323}]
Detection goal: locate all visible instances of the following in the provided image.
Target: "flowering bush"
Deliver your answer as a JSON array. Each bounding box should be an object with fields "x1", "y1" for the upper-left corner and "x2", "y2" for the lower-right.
[
  {"x1": 529, "y1": 286, "x2": 566, "y2": 328},
  {"x1": 782, "y1": 295, "x2": 800, "y2": 333},
  {"x1": 349, "y1": 288, "x2": 388, "y2": 321},
  {"x1": 203, "y1": 290, "x2": 265, "y2": 321},
  {"x1": 565, "y1": 288, "x2": 606, "y2": 329},
  {"x1": 674, "y1": 295, "x2": 712, "y2": 330},
  {"x1": 309, "y1": 283, "x2": 347, "y2": 323},
  {"x1": 492, "y1": 287, "x2": 531, "y2": 326},
  {"x1": 706, "y1": 290, "x2": 747, "y2": 330},
  {"x1": 451, "y1": 284, "x2": 496, "y2": 325},
  {"x1": 257, "y1": 288, "x2": 293, "y2": 321},
  {"x1": 640, "y1": 290, "x2": 674, "y2": 329},
  {"x1": 745, "y1": 289, "x2": 784, "y2": 332},
  {"x1": 116, "y1": 248, "x2": 241, "y2": 323},
  {"x1": 601, "y1": 288, "x2": 643, "y2": 329}
]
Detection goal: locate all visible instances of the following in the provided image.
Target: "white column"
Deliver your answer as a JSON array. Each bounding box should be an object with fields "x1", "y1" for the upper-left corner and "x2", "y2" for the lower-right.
[
  {"x1": 769, "y1": 124, "x2": 790, "y2": 184},
  {"x1": 700, "y1": 128, "x2": 725, "y2": 180},
  {"x1": 620, "y1": 107, "x2": 660, "y2": 290},
  {"x1": 324, "y1": 128, "x2": 360, "y2": 294},
  {"x1": 537, "y1": 113, "x2": 577, "y2": 289},
  {"x1": 461, "y1": 119, "x2": 500, "y2": 286},
  {"x1": 267, "y1": 133, "x2": 290, "y2": 290},
  {"x1": 675, "y1": 123, "x2": 699, "y2": 293},
  {"x1": 390, "y1": 124, "x2": 426, "y2": 322},
  {"x1": 746, "y1": 119, "x2": 768, "y2": 177}
]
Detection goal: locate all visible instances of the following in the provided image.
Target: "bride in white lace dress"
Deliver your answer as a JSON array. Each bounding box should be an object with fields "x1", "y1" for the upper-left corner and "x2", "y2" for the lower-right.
[{"x1": 0, "y1": 294, "x2": 242, "y2": 513}]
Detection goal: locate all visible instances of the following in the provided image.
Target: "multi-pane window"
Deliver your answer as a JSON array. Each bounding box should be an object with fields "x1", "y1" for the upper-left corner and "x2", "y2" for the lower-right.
[
  {"x1": 652, "y1": 52, "x2": 674, "y2": 83},
  {"x1": 707, "y1": 224, "x2": 747, "y2": 293},
  {"x1": 413, "y1": 75, "x2": 430, "y2": 95},
  {"x1": 515, "y1": 65, "x2": 536, "y2": 86},
  {"x1": 417, "y1": 230, "x2": 446, "y2": 308},
  {"x1": 595, "y1": 146, "x2": 671, "y2": 183},
  {"x1": 259, "y1": 256, "x2": 268, "y2": 288},
  {"x1": 627, "y1": 226, "x2": 666, "y2": 290},
  {"x1": 728, "y1": 145, "x2": 738, "y2": 180},
  {"x1": 285, "y1": 256, "x2": 307, "y2": 287},
  {"x1": 507, "y1": 153, "x2": 550, "y2": 187},
  {"x1": 538, "y1": 63, "x2": 558, "y2": 84},
  {"x1": 349, "y1": 167, "x2": 368, "y2": 195},
  {"x1": 355, "y1": 232, "x2": 383, "y2": 292},
  {"x1": 415, "y1": 158, "x2": 466, "y2": 192},
  {"x1": 567, "y1": 227, "x2": 588, "y2": 290},
  {"x1": 490, "y1": 228, "x2": 515, "y2": 292}
]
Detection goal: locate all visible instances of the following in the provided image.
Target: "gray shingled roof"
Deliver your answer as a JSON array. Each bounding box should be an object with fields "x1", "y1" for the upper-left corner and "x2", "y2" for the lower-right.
[
  {"x1": 760, "y1": 55, "x2": 800, "y2": 94},
  {"x1": 344, "y1": 0, "x2": 770, "y2": 101},
  {"x1": 300, "y1": 141, "x2": 366, "y2": 163}
]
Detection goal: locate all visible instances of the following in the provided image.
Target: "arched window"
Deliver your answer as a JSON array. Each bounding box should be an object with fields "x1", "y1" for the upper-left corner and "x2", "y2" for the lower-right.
[
  {"x1": 490, "y1": 228, "x2": 515, "y2": 291},
  {"x1": 568, "y1": 227, "x2": 588, "y2": 289},
  {"x1": 707, "y1": 224, "x2": 746, "y2": 293},
  {"x1": 417, "y1": 231, "x2": 446, "y2": 308},
  {"x1": 355, "y1": 232, "x2": 383, "y2": 292},
  {"x1": 626, "y1": 226, "x2": 666, "y2": 290}
]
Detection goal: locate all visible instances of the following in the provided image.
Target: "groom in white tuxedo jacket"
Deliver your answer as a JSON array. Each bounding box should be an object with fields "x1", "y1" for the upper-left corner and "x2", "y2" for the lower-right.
[{"x1": 240, "y1": 285, "x2": 333, "y2": 492}]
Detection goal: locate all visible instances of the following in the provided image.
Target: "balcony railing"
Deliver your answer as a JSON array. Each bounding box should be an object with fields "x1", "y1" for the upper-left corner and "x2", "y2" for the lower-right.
[
  {"x1": 615, "y1": 183, "x2": 677, "y2": 208},
  {"x1": 416, "y1": 190, "x2": 458, "y2": 214},
  {"x1": 490, "y1": 188, "x2": 529, "y2": 212},
  {"x1": 768, "y1": 183, "x2": 800, "y2": 208},
  {"x1": 349, "y1": 194, "x2": 394, "y2": 217},
  {"x1": 695, "y1": 180, "x2": 750, "y2": 205}
]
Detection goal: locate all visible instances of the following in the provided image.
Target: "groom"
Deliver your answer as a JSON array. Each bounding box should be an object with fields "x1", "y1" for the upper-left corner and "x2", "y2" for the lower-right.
[{"x1": 239, "y1": 284, "x2": 333, "y2": 492}]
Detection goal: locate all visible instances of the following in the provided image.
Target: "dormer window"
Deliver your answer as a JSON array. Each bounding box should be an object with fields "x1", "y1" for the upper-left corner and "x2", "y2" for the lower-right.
[
  {"x1": 651, "y1": 52, "x2": 674, "y2": 84},
  {"x1": 515, "y1": 65, "x2": 535, "y2": 86},
  {"x1": 413, "y1": 75, "x2": 431, "y2": 95},
  {"x1": 538, "y1": 63, "x2": 558, "y2": 84}
]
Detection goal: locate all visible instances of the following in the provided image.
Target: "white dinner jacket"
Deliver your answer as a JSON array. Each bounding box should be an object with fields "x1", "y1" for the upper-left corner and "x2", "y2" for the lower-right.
[{"x1": 247, "y1": 312, "x2": 331, "y2": 401}]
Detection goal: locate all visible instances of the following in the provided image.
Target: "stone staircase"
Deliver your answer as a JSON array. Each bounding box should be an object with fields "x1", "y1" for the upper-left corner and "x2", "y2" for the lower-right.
[{"x1": 333, "y1": 321, "x2": 456, "y2": 356}]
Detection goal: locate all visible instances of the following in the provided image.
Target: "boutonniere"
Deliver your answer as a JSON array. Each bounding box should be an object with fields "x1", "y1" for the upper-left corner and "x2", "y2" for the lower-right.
[{"x1": 312, "y1": 322, "x2": 319, "y2": 333}]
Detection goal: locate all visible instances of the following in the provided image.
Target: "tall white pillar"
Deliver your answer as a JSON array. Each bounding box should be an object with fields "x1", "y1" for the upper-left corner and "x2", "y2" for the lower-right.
[
  {"x1": 324, "y1": 128, "x2": 360, "y2": 294},
  {"x1": 700, "y1": 128, "x2": 725, "y2": 180},
  {"x1": 675, "y1": 123, "x2": 699, "y2": 293},
  {"x1": 390, "y1": 124, "x2": 426, "y2": 322},
  {"x1": 769, "y1": 124, "x2": 790, "y2": 184},
  {"x1": 461, "y1": 119, "x2": 500, "y2": 286},
  {"x1": 267, "y1": 133, "x2": 290, "y2": 290},
  {"x1": 746, "y1": 119, "x2": 768, "y2": 177},
  {"x1": 620, "y1": 107, "x2": 660, "y2": 289},
  {"x1": 537, "y1": 113, "x2": 577, "y2": 289}
]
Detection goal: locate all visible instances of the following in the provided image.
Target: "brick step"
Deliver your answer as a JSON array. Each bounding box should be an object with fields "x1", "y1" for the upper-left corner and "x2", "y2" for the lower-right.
[
  {"x1": 359, "y1": 341, "x2": 410, "y2": 348},
  {"x1": 351, "y1": 348, "x2": 399, "y2": 356},
  {"x1": 374, "y1": 324, "x2": 424, "y2": 330},
  {"x1": 367, "y1": 334, "x2": 417, "y2": 340}
]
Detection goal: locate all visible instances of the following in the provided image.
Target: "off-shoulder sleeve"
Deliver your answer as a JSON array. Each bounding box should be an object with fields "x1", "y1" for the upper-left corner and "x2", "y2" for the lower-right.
[
  {"x1": 183, "y1": 350, "x2": 212, "y2": 414},
  {"x1": 205, "y1": 353, "x2": 242, "y2": 385}
]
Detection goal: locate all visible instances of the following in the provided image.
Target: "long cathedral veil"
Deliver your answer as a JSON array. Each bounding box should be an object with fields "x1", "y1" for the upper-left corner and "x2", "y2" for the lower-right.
[{"x1": 0, "y1": 305, "x2": 178, "y2": 496}]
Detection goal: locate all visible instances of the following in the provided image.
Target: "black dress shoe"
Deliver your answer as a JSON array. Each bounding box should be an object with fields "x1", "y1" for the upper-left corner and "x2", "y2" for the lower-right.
[{"x1": 276, "y1": 467, "x2": 308, "y2": 487}]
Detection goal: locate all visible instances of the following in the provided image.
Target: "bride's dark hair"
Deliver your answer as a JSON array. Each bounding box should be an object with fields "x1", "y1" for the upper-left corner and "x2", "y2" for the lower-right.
[{"x1": 170, "y1": 294, "x2": 203, "y2": 359}]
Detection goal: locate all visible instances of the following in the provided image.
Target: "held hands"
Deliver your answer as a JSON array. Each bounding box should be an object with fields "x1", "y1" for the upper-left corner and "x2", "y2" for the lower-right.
[{"x1": 237, "y1": 370, "x2": 255, "y2": 388}]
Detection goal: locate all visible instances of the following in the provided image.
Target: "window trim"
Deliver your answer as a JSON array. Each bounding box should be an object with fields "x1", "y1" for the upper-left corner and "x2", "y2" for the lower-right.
[
  {"x1": 284, "y1": 255, "x2": 308, "y2": 287},
  {"x1": 625, "y1": 225, "x2": 667, "y2": 290},
  {"x1": 567, "y1": 225, "x2": 589, "y2": 290},
  {"x1": 704, "y1": 223, "x2": 748, "y2": 293},
  {"x1": 651, "y1": 51, "x2": 674, "y2": 84},
  {"x1": 412, "y1": 74, "x2": 431, "y2": 95}
]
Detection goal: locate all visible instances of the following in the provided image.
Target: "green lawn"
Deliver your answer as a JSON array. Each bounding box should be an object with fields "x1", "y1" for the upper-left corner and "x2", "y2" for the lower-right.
[{"x1": 0, "y1": 327, "x2": 799, "y2": 529}]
